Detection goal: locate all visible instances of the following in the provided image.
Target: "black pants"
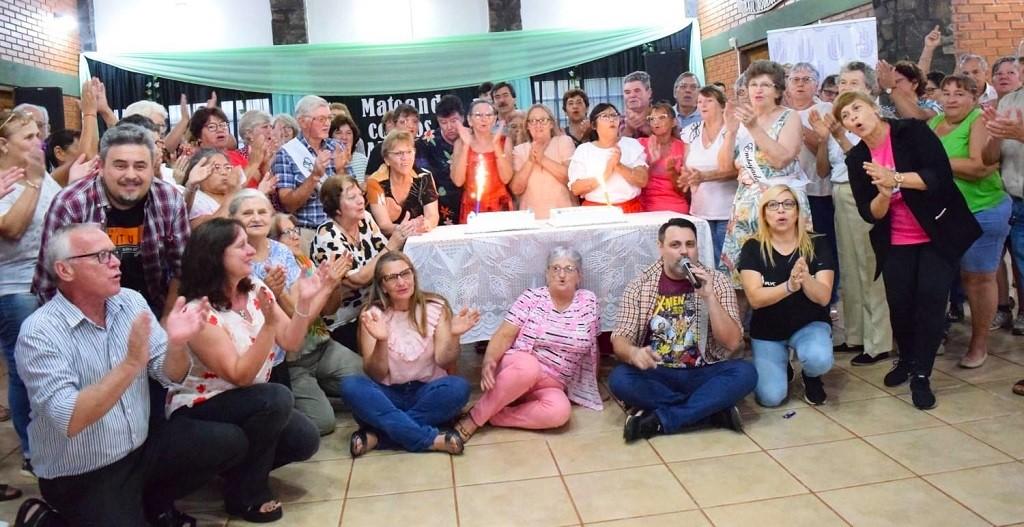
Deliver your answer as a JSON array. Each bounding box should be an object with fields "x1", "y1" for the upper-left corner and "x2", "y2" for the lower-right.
[
  {"x1": 38, "y1": 416, "x2": 246, "y2": 526},
  {"x1": 172, "y1": 382, "x2": 320, "y2": 510},
  {"x1": 882, "y1": 243, "x2": 955, "y2": 377}
]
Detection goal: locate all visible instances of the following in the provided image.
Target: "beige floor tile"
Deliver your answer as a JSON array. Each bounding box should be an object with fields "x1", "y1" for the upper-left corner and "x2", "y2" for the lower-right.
[
  {"x1": 990, "y1": 346, "x2": 1024, "y2": 366},
  {"x1": 229, "y1": 500, "x2": 342, "y2": 526},
  {"x1": 584, "y1": 510, "x2": 710, "y2": 526},
  {"x1": 468, "y1": 423, "x2": 551, "y2": 446},
  {"x1": 703, "y1": 494, "x2": 848, "y2": 527},
  {"x1": 819, "y1": 478, "x2": 989, "y2": 527},
  {"x1": 190, "y1": 511, "x2": 229, "y2": 527},
  {"x1": 737, "y1": 388, "x2": 809, "y2": 415},
  {"x1": 851, "y1": 365, "x2": 964, "y2": 396},
  {"x1": 864, "y1": 426, "x2": 1012, "y2": 475},
  {"x1": 564, "y1": 465, "x2": 696, "y2": 523},
  {"x1": 668, "y1": 451, "x2": 807, "y2": 508},
  {"x1": 936, "y1": 355, "x2": 1024, "y2": 384},
  {"x1": 456, "y1": 477, "x2": 579, "y2": 527},
  {"x1": 925, "y1": 462, "x2": 1024, "y2": 526},
  {"x1": 956, "y1": 413, "x2": 1024, "y2": 459},
  {"x1": 347, "y1": 452, "x2": 451, "y2": 497},
  {"x1": 818, "y1": 396, "x2": 944, "y2": 436},
  {"x1": 454, "y1": 439, "x2": 559, "y2": 486},
  {"x1": 897, "y1": 385, "x2": 1022, "y2": 424},
  {"x1": 769, "y1": 438, "x2": 913, "y2": 491},
  {"x1": 307, "y1": 427, "x2": 357, "y2": 462},
  {"x1": 341, "y1": 488, "x2": 456, "y2": 527},
  {"x1": 553, "y1": 403, "x2": 628, "y2": 437},
  {"x1": 820, "y1": 369, "x2": 890, "y2": 403},
  {"x1": 742, "y1": 408, "x2": 853, "y2": 449},
  {"x1": 270, "y1": 459, "x2": 351, "y2": 503},
  {"x1": 975, "y1": 380, "x2": 1024, "y2": 406},
  {"x1": 548, "y1": 430, "x2": 661, "y2": 474},
  {"x1": 648, "y1": 427, "x2": 760, "y2": 463}
]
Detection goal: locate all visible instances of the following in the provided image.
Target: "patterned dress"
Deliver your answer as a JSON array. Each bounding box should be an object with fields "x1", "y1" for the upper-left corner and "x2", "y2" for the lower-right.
[
  {"x1": 720, "y1": 109, "x2": 812, "y2": 287},
  {"x1": 311, "y1": 211, "x2": 387, "y2": 329}
]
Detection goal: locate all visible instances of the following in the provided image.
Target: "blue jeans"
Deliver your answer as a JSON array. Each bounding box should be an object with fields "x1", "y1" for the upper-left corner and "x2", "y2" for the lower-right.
[
  {"x1": 607, "y1": 360, "x2": 757, "y2": 433},
  {"x1": 0, "y1": 292, "x2": 38, "y2": 457},
  {"x1": 751, "y1": 321, "x2": 833, "y2": 407},
  {"x1": 707, "y1": 219, "x2": 728, "y2": 268},
  {"x1": 1007, "y1": 197, "x2": 1024, "y2": 285},
  {"x1": 340, "y1": 375, "x2": 470, "y2": 452}
]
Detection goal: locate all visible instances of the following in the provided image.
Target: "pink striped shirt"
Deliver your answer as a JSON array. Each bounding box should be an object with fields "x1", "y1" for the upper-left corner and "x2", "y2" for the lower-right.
[{"x1": 505, "y1": 287, "x2": 603, "y2": 410}]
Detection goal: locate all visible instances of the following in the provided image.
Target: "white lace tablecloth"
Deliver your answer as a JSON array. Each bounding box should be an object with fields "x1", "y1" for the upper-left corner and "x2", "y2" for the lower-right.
[{"x1": 404, "y1": 212, "x2": 713, "y2": 343}]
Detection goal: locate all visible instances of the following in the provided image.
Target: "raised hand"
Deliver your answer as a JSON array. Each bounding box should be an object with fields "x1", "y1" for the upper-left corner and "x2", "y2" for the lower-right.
[
  {"x1": 263, "y1": 265, "x2": 287, "y2": 299},
  {"x1": 325, "y1": 251, "x2": 354, "y2": 285},
  {"x1": 80, "y1": 79, "x2": 97, "y2": 117},
  {"x1": 257, "y1": 171, "x2": 278, "y2": 195},
  {"x1": 456, "y1": 121, "x2": 473, "y2": 145},
  {"x1": 984, "y1": 108, "x2": 1024, "y2": 141},
  {"x1": 0, "y1": 167, "x2": 26, "y2": 199},
  {"x1": 606, "y1": 146, "x2": 622, "y2": 171},
  {"x1": 734, "y1": 102, "x2": 756, "y2": 128},
  {"x1": 360, "y1": 307, "x2": 389, "y2": 341},
  {"x1": 808, "y1": 110, "x2": 830, "y2": 141},
  {"x1": 164, "y1": 296, "x2": 210, "y2": 345},
  {"x1": 206, "y1": 91, "x2": 219, "y2": 108},
  {"x1": 172, "y1": 155, "x2": 191, "y2": 186},
  {"x1": 257, "y1": 287, "x2": 277, "y2": 326},
  {"x1": 179, "y1": 94, "x2": 192, "y2": 123},
  {"x1": 923, "y1": 25, "x2": 941, "y2": 49},
  {"x1": 876, "y1": 60, "x2": 895, "y2": 91},
  {"x1": 125, "y1": 311, "x2": 152, "y2": 371},
  {"x1": 296, "y1": 262, "x2": 330, "y2": 304},
  {"x1": 724, "y1": 101, "x2": 741, "y2": 132},
  {"x1": 186, "y1": 157, "x2": 211, "y2": 188},
  {"x1": 311, "y1": 150, "x2": 331, "y2": 179},
  {"x1": 68, "y1": 154, "x2": 99, "y2": 185},
  {"x1": 91, "y1": 77, "x2": 112, "y2": 115},
  {"x1": 333, "y1": 144, "x2": 351, "y2": 174},
  {"x1": 451, "y1": 307, "x2": 480, "y2": 336},
  {"x1": 822, "y1": 112, "x2": 844, "y2": 137}
]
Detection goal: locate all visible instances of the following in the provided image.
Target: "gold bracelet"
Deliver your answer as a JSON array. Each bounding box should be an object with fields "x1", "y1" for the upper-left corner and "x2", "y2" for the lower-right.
[{"x1": 293, "y1": 305, "x2": 311, "y2": 318}]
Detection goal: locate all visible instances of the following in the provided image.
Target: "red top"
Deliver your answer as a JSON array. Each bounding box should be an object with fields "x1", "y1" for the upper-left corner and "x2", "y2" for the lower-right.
[{"x1": 459, "y1": 143, "x2": 514, "y2": 224}]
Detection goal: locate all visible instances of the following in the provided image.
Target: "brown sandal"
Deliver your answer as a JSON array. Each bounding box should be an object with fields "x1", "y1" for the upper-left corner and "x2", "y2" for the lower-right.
[
  {"x1": 454, "y1": 414, "x2": 477, "y2": 442},
  {"x1": 1013, "y1": 379, "x2": 1024, "y2": 396}
]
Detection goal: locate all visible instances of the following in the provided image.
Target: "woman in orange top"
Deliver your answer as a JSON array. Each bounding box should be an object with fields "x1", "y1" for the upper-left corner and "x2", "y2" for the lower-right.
[{"x1": 450, "y1": 99, "x2": 514, "y2": 223}]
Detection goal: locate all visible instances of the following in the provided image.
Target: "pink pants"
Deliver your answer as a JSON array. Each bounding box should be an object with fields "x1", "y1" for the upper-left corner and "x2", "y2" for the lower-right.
[{"x1": 469, "y1": 352, "x2": 572, "y2": 430}]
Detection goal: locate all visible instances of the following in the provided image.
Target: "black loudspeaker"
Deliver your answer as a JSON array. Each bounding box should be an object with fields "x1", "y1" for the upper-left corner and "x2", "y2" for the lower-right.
[
  {"x1": 644, "y1": 50, "x2": 688, "y2": 104},
  {"x1": 14, "y1": 87, "x2": 65, "y2": 132}
]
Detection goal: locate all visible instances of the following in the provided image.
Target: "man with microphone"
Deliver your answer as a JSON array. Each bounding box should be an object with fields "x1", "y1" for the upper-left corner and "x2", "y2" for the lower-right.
[{"x1": 607, "y1": 217, "x2": 757, "y2": 442}]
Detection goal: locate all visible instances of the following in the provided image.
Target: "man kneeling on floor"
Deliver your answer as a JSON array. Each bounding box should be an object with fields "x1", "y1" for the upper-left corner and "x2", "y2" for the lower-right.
[{"x1": 608, "y1": 218, "x2": 757, "y2": 442}]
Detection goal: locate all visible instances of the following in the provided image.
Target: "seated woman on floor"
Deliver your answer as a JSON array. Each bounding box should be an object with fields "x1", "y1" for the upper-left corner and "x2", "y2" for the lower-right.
[
  {"x1": 454, "y1": 246, "x2": 602, "y2": 442},
  {"x1": 340, "y1": 252, "x2": 480, "y2": 457}
]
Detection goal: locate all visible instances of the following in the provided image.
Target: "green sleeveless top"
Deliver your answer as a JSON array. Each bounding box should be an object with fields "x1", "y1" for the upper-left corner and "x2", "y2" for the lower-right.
[{"x1": 928, "y1": 108, "x2": 1006, "y2": 213}]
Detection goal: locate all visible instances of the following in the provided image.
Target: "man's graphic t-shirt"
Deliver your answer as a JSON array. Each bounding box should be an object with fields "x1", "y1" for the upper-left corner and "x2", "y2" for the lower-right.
[
  {"x1": 647, "y1": 272, "x2": 706, "y2": 368},
  {"x1": 106, "y1": 199, "x2": 148, "y2": 299}
]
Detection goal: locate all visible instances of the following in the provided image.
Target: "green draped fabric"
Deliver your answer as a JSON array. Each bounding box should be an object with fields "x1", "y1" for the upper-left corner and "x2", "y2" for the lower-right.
[{"x1": 82, "y1": 21, "x2": 694, "y2": 96}]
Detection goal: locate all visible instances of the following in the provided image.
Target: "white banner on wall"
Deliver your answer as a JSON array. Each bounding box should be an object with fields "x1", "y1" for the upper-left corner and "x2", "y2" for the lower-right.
[{"x1": 767, "y1": 17, "x2": 878, "y2": 79}]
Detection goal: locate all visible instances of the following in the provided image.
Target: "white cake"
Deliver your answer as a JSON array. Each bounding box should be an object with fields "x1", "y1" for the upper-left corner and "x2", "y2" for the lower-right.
[
  {"x1": 547, "y1": 206, "x2": 626, "y2": 227},
  {"x1": 464, "y1": 210, "x2": 540, "y2": 233}
]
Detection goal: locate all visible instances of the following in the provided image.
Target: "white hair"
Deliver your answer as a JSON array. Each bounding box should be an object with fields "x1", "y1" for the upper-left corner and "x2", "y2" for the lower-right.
[
  {"x1": 46, "y1": 223, "x2": 103, "y2": 277},
  {"x1": 123, "y1": 100, "x2": 168, "y2": 122},
  {"x1": 228, "y1": 188, "x2": 272, "y2": 216},
  {"x1": 294, "y1": 95, "x2": 329, "y2": 119},
  {"x1": 959, "y1": 53, "x2": 989, "y2": 71},
  {"x1": 238, "y1": 110, "x2": 272, "y2": 141},
  {"x1": 13, "y1": 103, "x2": 48, "y2": 123},
  {"x1": 546, "y1": 245, "x2": 583, "y2": 274},
  {"x1": 789, "y1": 62, "x2": 820, "y2": 84}
]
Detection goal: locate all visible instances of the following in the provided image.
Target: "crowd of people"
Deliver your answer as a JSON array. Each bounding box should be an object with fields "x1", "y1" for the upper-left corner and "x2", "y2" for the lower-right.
[{"x1": 1, "y1": 26, "x2": 1023, "y2": 524}]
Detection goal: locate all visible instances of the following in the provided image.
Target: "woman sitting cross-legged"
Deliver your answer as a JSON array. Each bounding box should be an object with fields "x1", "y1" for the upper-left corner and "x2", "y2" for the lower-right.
[
  {"x1": 738, "y1": 185, "x2": 835, "y2": 407},
  {"x1": 454, "y1": 246, "x2": 602, "y2": 441},
  {"x1": 167, "y1": 218, "x2": 345, "y2": 523},
  {"x1": 340, "y1": 252, "x2": 479, "y2": 456}
]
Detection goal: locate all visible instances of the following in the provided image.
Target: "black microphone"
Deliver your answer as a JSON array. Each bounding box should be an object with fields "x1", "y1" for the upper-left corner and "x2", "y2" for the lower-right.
[{"x1": 678, "y1": 257, "x2": 703, "y2": 289}]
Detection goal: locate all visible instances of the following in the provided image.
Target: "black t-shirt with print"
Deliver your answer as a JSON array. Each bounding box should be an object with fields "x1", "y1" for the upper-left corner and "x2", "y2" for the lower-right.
[
  {"x1": 737, "y1": 236, "x2": 834, "y2": 341},
  {"x1": 105, "y1": 199, "x2": 149, "y2": 302}
]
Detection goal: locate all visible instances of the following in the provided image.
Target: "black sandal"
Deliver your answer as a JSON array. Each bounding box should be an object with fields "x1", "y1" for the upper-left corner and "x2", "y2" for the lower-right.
[
  {"x1": 442, "y1": 429, "x2": 465, "y2": 455},
  {"x1": 226, "y1": 501, "x2": 282, "y2": 523},
  {"x1": 454, "y1": 414, "x2": 476, "y2": 443},
  {"x1": 350, "y1": 429, "x2": 377, "y2": 458},
  {"x1": 0, "y1": 483, "x2": 22, "y2": 502}
]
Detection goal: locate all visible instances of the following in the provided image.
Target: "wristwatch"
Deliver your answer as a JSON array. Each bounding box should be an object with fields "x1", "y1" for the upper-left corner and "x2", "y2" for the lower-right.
[{"x1": 893, "y1": 171, "x2": 904, "y2": 191}]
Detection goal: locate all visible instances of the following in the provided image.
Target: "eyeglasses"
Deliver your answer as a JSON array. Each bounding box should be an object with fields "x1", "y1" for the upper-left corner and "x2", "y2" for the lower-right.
[
  {"x1": 677, "y1": 83, "x2": 700, "y2": 90},
  {"x1": 204, "y1": 122, "x2": 229, "y2": 132},
  {"x1": 66, "y1": 249, "x2": 115, "y2": 264},
  {"x1": 281, "y1": 227, "x2": 300, "y2": 238},
  {"x1": 382, "y1": 268, "x2": 414, "y2": 284},
  {"x1": 596, "y1": 113, "x2": 621, "y2": 122},
  {"x1": 646, "y1": 114, "x2": 670, "y2": 122},
  {"x1": 527, "y1": 118, "x2": 552, "y2": 126},
  {"x1": 388, "y1": 150, "x2": 415, "y2": 158},
  {"x1": 471, "y1": 112, "x2": 495, "y2": 119},
  {"x1": 308, "y1": 115, "x2": 331, "y2": 124},
  {"x1": 788, "y1": 76, "x2": 815, "y2": 84},
  {"x1": 748, "y1": 82, "x2": 776, "y2": 90},
  {"x1": 765, "y1": 199, "x2": 797, "y2": 211},
  {"x1": 548, "y1": 264, "x2": 578, "y2": 275}
]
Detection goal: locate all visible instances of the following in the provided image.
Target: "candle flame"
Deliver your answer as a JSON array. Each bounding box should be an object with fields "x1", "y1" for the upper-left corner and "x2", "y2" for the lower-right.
[{"x1": 474, "y1": 153, "x2": 487, "y2": 213}]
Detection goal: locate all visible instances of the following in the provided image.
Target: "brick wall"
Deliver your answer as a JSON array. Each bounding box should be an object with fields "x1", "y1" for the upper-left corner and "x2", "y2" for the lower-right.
[
  {"x1": 698, "y1": 1, "x2": 873, "y2": 97},
  {"x1": 952, "y1": 0, "x2": 1024, "y2": 67},
  {"x1": 0, "y1": 0, "x2": 81, "y2": 130}
]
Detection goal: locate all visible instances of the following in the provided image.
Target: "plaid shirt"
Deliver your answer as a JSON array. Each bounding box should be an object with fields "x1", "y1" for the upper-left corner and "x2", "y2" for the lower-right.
[
  {"x1": 612, "y1": 259, "x2": 740, "y2": 364},
  {"x1": 272, "y1": 134, "x2": 338, "y2": 228},
  {"x1": 32, "y1": 176, "x2": 189, "y2": 313}
]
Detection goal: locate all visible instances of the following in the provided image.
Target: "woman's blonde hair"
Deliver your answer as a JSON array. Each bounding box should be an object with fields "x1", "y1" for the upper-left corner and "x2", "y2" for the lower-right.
[
  {"x1": 524, "y1": 104, "x2": 563, "y2": 142},
  {"x1": 831, "y1": 91, "x2": 879, "y2": 122},
  {"x1": 753, "y1": 184, "x2": 816, "y2": 267},
  {"x1": 365, "y1": 251, "x2": 451, "y2": 337}
]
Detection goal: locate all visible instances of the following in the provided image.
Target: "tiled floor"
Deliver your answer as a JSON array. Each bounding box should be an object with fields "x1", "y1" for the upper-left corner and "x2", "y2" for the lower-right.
[{"x1": 1, "y1": 324, "x2": 1023, "y2": 526}]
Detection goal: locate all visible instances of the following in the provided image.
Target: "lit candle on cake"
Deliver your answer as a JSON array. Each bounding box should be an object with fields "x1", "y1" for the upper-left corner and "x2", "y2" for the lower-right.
[{"x1": 474, "y1": 153, "x2": 486, "y2": 214}]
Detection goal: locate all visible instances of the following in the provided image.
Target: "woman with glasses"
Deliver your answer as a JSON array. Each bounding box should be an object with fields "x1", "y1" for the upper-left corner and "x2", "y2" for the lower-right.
[
  {"x1": 738, "y1": 185, "x2": 835, "y2": 407},
  {"x1": 366, "y1": 130, "x2": 439, "y2": 236},
  {"x1": 509, "y1": 104, "x2": 576, "y2": 219},
  {"x1": 0, "y1": 109, "x2": 59, "y2": 493},
  {"x1": 451, "y1": 99, "x2": 515, "y2": 223},
  {"x1": 835, "y1": 91, "x2": 979, "y2": 409},
  {"x1": 340, "y1": 251, "x2": 477, "y2": 456},
  {"x1": 720, "y1": 60, "x2": 810, "y2": 289},
  {"x1": 639, "y1": 102, "x2": 688, "y2": 213},
  {"x1": 568, "y1": 103, "x2": 649, "y2": 212},
  {"x1": 184, "y1": 148, "x2": 243, "y2": 229},
  {"x1": 452, "y1": 246, "x2": 601, "y2": 442},
  {"x1": 270, "y1": 213, "x2": 309, "y2": 266}
]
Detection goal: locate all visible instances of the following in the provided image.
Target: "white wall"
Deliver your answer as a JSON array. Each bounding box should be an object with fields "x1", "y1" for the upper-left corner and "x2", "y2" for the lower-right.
[
  {"x1": 93, "y1": 0, "x2": 273, "y2": 53},
  {"x1": 520, "y1": 0, "x2": 687, "y2": 31},
  {"x1": 305, "y1": 0, "x2": 489, "y2": 44}
]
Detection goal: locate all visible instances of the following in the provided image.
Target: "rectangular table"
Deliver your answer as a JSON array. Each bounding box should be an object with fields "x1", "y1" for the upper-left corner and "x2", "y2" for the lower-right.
[{"x1": 403, "y1": 212, "x2": 713, "y2": 343}]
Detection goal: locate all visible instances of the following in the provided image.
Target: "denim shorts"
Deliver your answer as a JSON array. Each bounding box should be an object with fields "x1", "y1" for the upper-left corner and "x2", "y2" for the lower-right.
[{"x1": 961, "y1": 196, "x2": 1012, "y2": 273}]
